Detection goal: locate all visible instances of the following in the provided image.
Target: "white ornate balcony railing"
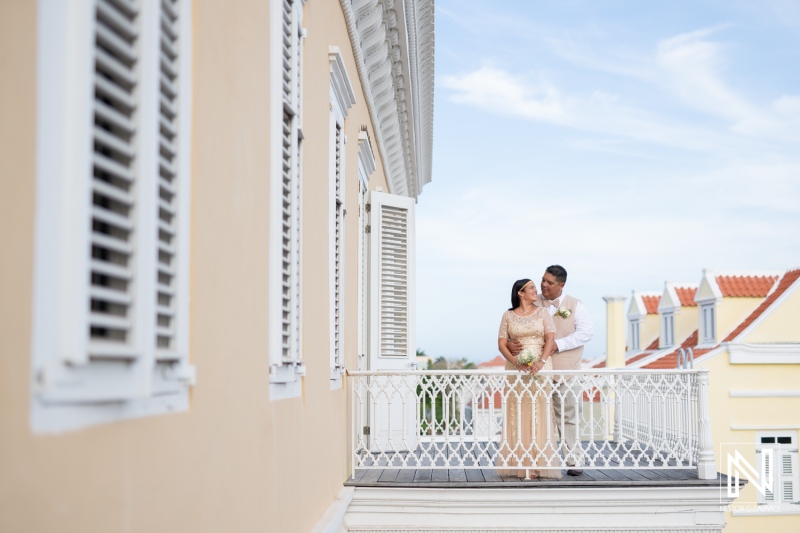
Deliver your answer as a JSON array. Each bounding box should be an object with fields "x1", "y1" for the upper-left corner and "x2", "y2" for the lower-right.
[{"x1": 348, "y1": 369, "x2": 717, "y2": 479}]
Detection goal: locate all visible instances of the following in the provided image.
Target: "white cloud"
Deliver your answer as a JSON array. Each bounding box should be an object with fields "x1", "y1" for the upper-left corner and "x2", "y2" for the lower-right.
[{"x1": 441, "y1": 67, "x2": 566, "y2": 123}]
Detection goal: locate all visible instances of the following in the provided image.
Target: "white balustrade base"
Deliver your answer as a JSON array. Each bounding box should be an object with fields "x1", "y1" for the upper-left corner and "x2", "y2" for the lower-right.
[{"x1": 342, "y1": 485, "x2": 737, "y2": 532}]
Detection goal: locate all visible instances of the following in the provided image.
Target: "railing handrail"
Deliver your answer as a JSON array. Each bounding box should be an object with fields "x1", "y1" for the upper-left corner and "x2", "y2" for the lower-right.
[{"x1": 347, "y1": 368, "x2": 709, "y2": 376}]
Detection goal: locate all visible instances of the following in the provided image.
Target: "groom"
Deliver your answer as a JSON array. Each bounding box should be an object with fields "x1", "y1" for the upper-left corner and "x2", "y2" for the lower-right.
[{"x1": 509, "y1": 265, "x2": 593, "y2": 475}]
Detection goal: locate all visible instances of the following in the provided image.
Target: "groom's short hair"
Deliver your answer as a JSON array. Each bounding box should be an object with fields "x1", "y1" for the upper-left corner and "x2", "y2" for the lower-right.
[{"x1": 546, "y1": 265, "x2": 567, "y2": 284}]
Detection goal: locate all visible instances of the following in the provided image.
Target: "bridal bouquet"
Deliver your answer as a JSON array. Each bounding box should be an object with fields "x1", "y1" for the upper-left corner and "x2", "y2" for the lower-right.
[{"x1": 517, "y1": 348, "x2": 540, "y2": 367}]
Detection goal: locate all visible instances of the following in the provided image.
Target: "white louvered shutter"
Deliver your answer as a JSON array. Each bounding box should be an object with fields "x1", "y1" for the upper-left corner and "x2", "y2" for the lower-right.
[
  {"x1": 764, "y1": 451, "x2": 775, "y2": 502},
  {"x1": 280, "y1": 0, "x2": 302, "y2": 366},
  {"x1": 332, "y1": 120, "x2": 344, "y2": 370},
  {"x1": 368, "y1": 191, "x2": 415, "y2": 365},
  {"x1": 154, "y1": 0, "x2": 180, "y2": 360},
  {"x1": 89, "y1": 0, "x2": 140, "y2": 361},
  {"x1": 781, "y1": 449, "x2": 798, "y2": 503}
]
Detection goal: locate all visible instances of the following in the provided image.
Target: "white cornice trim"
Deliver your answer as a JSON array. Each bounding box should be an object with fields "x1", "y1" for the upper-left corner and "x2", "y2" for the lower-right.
[
  {"x1": 730, "y1": 390, "x2": 800, "y2": 398},
  {"x1": 340, "y1": 0, "x2": 433, "y2": 199},
  {"x1": 329, "y1": 46, "x2": 356, "y2": 115},
  {"x1": 724, "y1": 342, "x2": 800, "y2": 364}
]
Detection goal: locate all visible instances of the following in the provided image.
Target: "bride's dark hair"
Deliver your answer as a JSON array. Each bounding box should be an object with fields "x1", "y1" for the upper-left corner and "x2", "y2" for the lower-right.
[{"x1": 509, "y1": 278, "x2": 533, "y2": 310}]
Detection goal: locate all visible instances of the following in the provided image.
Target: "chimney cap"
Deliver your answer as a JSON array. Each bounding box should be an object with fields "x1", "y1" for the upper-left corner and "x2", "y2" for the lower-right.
[{"x1": 602, "y1": 295, "x2": 627, "y2": 302}]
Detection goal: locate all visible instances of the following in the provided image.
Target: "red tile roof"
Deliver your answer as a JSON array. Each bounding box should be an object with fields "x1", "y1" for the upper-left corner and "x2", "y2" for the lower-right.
[
  {"x1": 717, "y1": 275, "x2": 779, "y2": 298},
  {"x1": 626, "y1": 351, "x2": 656, "y2": 365},
  {"x1": 675, "y1": 286, "x2": 698, "y2": 307},
  {"x1": 645, "y1": 338, "x2": 660, "y2": 350},
  {"x1": 592, "y1": 360, "x2": 606, "y2": 369},
  {"x1": 642, "y1": 295, "x2": 661, "y2": 314},
  {"x1": 478, "y1": 355, "x2": 507, "y2": 368},
  {"x1": 641, "y1": 270, "x2": 798, "y2": 369},
  {"x1": 643, "y1": 331, "x2": 707, "y2": 369},
  {"x1": 722, "y1": 269, "x2": 800, "y2": 342}
]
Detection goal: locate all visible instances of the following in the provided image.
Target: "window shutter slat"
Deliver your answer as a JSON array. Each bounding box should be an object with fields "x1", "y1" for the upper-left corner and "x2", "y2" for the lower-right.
[
  {"x1": 154, "y1": 0, "x2": 180, "y2": 354},
  {"x1": 89, "y1": 0, "x2": 138, "y2": 357}
]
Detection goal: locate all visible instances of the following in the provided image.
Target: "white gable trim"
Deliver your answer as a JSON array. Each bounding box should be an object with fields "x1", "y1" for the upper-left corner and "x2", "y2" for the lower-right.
[{"x1": 726, "y1": 272, "x2": 799, "y2": 343}]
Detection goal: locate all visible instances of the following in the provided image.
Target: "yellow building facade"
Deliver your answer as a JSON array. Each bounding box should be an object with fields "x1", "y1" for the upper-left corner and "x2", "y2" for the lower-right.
[
  {"x1": 605, "y1": 270, "x2": 800, "y2": 532},
  {"x1": 0, "y1": 1, "x2": 433, "y2": 531}
]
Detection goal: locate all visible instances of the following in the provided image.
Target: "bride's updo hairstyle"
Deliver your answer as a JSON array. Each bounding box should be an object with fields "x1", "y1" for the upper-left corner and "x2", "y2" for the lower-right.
[{"x1": 510, "y1": 278, "x2": 533, "y2": 310}]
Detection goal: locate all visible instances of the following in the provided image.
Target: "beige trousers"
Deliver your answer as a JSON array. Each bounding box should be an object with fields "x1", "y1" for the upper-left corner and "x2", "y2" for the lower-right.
[{"x1": 552, "y1": 378, "x2": 583, "y2": 467}]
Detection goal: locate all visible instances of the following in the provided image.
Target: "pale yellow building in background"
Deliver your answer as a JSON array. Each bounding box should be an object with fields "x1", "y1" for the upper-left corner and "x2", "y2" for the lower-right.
[
  {"x1": 0, "y1": 0, "x2": 433, "y2": 531},
  {"x1": 597, "y1": 270, "x2": 800, "y2": 533}
]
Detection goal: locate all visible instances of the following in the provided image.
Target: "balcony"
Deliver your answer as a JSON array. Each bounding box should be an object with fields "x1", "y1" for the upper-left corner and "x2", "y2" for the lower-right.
[{"x1": 342, "y1": 369, "x2": 740, "y2": 532}]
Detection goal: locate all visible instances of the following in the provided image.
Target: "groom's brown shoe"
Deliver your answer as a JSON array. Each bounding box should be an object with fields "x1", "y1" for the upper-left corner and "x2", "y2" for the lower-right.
[{"x1": 566, "y1": 468, "x2": 583, "y2": 476}]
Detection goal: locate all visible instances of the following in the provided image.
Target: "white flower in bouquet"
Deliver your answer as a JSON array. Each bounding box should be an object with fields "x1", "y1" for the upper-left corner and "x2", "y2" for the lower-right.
[
  {"x1": 517, "y1": 348, "x2": 539, "y2": 367},
  {"x1": 556, "y1": 306, "x2": 572, "y2": 318}
]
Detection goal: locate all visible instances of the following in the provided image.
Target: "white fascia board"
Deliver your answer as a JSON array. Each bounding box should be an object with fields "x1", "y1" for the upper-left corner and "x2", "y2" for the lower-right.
[{"x1": 724, "y1": 343, "x2": 800, "y2": 364}]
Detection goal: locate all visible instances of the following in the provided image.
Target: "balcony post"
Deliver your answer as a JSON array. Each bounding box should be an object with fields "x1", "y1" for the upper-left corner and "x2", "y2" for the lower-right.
[
  {"x1": 613, "y1": 377, "x2": 621, "y2": 442},
  {"x1": 696, "y1": 370, "x2": 717, "y2": 479}
]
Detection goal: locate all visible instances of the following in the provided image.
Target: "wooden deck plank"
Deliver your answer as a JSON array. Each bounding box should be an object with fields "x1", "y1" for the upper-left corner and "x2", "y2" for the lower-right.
[
  {"x1": 481, "y1": 468, "x2": 504, "y2": 482},
  {"x1": 378, "y1": 469, "x2": 400, "y2": 483},
  {"x1": 449, "y1": 469, "x2": 468, "y2": 482},
  {"x1": 465, "y1": 469, "x2": 485, "y2": 482},
  {"x1": 350, "y1": 469, "x2": 368, "y2": 482},
  {"x1": 395, "y1": 469, "x2": 416, "y2": 483},
  {"x1": 431, "y1": 469, "x2": 449, "y2": 483},
  {"x1": 413, "y1": 468, "x2": 432, "y2": 483},
  {"x1": 360, "y1": 469, "x2": 383, "y2": 484}
]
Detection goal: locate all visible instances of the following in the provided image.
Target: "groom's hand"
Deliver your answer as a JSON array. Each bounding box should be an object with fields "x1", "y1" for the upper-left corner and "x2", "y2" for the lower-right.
[{"x1": 507, "y1": 338, "x2": 523, "y2": 356}]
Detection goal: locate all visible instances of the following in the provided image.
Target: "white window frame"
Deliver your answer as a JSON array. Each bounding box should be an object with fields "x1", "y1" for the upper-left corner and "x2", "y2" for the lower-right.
[
  {"x1": 357, "y1": 131, "x2": 376, "y2": 373},
  {"x1": 630, "y1": 318, "x2": 640, "y2": 351},
  {"x1": 701, "y1": 303, "x2": 717, "y2": 344},
  {"x1": 31, "y1": 0, "x2": 194, "y2": 433},
  {"x1": 268, "y1": 0, "x2": 305, "y2": 399},
  {"x1": 661, "y1": 311, "x2": 675, "y2": 348},
  {"x1": 755, "y1": 431, "x2": 799, "y2": 511},
  {"x1": 328, "y1": 47, "x2": 355, "y2": 388}
]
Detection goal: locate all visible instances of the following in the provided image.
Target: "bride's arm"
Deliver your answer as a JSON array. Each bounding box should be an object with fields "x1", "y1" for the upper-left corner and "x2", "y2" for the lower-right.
[
  {"x1": 533, "y1": 332, "x2": 556, "y2": 375},
  {"x1": 498, "y1": 338, "x2": 516, "y2": 366}
]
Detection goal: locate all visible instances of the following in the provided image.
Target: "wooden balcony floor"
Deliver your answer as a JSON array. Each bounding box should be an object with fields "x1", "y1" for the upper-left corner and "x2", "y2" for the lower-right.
[{"x1": 346, "y1": 441, "x2": 730, "y2": 489}]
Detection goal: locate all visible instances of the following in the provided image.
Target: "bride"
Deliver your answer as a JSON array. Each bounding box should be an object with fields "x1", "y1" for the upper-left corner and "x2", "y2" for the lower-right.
[{"x1": 496, "y1": 278, "x2": 562, "y2": 479}]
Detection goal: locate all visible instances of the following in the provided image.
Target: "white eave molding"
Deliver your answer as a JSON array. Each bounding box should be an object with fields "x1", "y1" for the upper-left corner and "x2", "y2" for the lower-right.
[
  {"x1": 329, "y1": 46, "x2": 357, "y2": 115},
  {"x1": 340, "y1": 0, "x2": 434, "y2": 199}
]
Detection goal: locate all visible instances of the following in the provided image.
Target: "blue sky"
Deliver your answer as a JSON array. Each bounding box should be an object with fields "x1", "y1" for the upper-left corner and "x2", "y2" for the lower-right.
[{"x1": 415, "y1": 0, "x2": 800, "y2": 363}]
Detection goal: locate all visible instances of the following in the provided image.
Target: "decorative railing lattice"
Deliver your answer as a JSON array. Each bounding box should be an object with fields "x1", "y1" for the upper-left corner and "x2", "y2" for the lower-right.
[{"x1": 348, "y1": 369, "x2": 717, "y2": 479}]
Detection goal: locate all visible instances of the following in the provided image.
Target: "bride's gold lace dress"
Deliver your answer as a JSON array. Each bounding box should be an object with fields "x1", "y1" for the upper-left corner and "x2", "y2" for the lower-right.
[{"x1": 496, "y1": 308, "x2": 562, "y2": 479}]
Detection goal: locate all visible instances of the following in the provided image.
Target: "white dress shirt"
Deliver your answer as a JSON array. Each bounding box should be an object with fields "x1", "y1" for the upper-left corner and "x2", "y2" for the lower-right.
[{"x1": 544, "y1": 293, "x2": 594, "y2": 353}]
